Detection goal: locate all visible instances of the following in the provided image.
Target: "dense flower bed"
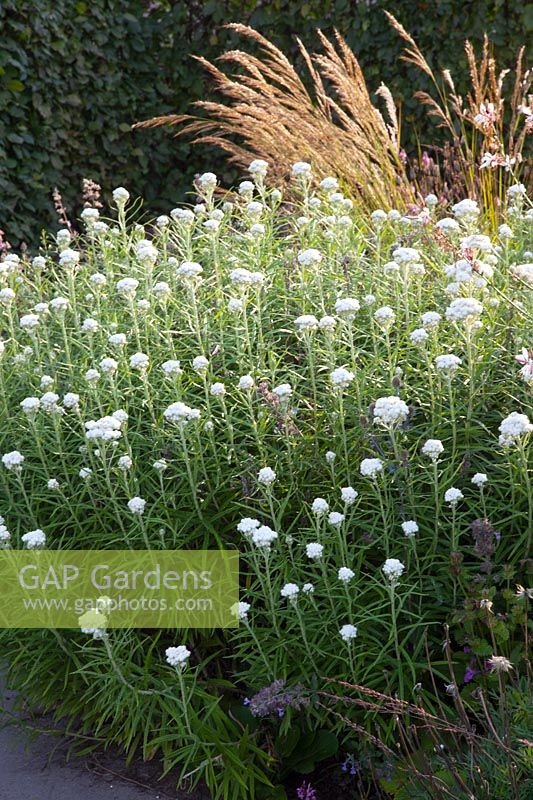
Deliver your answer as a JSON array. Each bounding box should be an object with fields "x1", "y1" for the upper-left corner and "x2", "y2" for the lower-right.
[{"x1": 0, "y1": 166, "x2": 532, "y2": 797}]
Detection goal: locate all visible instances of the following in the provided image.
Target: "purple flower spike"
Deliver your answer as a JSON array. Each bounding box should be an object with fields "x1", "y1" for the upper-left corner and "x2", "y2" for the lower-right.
[{"x1": 296, "y1": 781, "x2": 317, "y2": 800}]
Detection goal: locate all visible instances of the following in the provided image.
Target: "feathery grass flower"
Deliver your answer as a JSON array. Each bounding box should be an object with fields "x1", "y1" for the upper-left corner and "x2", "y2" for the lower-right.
[{"x1": 487, "y1": 655, "x2": 513, "y2": 674}]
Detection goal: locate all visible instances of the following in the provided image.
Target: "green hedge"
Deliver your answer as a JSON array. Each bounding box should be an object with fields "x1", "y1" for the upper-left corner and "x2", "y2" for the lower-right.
[{"x1": 1, "y1": 0, "x2": 532, "y2": 245}]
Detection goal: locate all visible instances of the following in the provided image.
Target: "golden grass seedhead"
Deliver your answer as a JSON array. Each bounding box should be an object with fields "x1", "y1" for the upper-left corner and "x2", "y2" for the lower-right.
[
  {"x1": 135, "y1": 24, "x2": 412, "y2": 211},
  {"x1": 387, "y1": 10, "x2": 532, "y2": 209}
]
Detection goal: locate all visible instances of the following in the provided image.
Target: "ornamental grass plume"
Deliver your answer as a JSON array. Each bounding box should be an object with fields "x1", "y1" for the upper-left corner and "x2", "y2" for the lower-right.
[
  {"x1": 135, "y1": 16, "x2": 531, "y2": 219},
  {"x1": 385, "y1": 11, "x2": 533, "y2": 213},
  {"x1": 134, "y1": 24, "x2": 411, "y2": 210}
]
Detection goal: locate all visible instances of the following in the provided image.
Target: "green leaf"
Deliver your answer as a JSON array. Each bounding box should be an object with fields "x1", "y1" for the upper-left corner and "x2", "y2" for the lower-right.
[{"x1": 6, "y1": 78, "x2": 24, "y2": 91}]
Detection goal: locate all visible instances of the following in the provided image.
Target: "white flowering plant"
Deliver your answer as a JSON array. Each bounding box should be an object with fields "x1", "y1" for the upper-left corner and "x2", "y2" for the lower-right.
[{"x1": 0, "y1": 168, "x2": 532, "y2": 798}]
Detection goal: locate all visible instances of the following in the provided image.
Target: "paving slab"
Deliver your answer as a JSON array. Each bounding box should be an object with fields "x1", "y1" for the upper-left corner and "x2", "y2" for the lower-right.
[{"x1": 0, "y1": 678, "x2": 208, "y2": 800}]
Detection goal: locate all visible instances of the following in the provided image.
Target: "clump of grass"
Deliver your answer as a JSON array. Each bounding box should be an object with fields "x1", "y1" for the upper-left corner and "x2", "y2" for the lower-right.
[
  {"x1": 136, "y1": 17, "x2": 532, "y2": 223},
  {"x1": 134, "y1": 23, "x2": 411, "y2": 210},
  {"x1": 386, "y1": 11, "x2": 532, "y2": 217},
  {"x1": 321, "y1": 625, "x2": 533, "y2": 800}
]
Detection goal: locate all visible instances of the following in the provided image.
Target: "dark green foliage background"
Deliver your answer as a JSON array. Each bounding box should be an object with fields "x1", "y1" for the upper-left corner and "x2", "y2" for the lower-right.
[{"x1": 1, "y1": 0, "x2": 531, "y2": 245}]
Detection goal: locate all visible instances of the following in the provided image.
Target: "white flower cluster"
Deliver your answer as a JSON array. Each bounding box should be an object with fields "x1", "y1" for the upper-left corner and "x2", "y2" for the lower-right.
[
  {"x1": 229, "y1": 268, "x2": 265, "y2": 289},
  {"x1": 2, "y1": 450, "x2": 24, "y2": 472},
  {"x1": 210, "y1": 382, "x2": 226, "y2": 398},
  {"x1": 130, "y1": 352, "x2": 149, "y2": 372},
  {"x1": 306, "y1": 542, "x2": 323, "y2": 560},
  {"x1": 445, "y1": 297, "x2": 483, "y2": 323},
  {"x1": 177, "y1": 261, "x2": 203, "y2": 282},
  {"x1": 232, "y1": 601, "x2": 251, "y2": 621},
  {"x1": 238, "y1": 374, "x2": 254, "y2": 391},
  {"x1": 162, "y1": 360, "x2": 182, "y2": 377},
  {"x1": 435, "y1": 354, "x2": 462, "y2": 375},
  {"x1": 297, "y1": 248, "x2": 323, "y2": 267},
  {"x1": 422, "y1": 439, "x2": 444, "y2": 462},
  {"x1": 328, "y1": 511, "x2": 344, "y2": 527},
  {"x1": 339, "y1": 623, "x2": 358, "y2": 642},
  {"x1": 461, "y1": 233, "x2": 492, "y2": 252},
  {"x1": 402, "y1": 520, "x2": 418, "y2": 538},
  {"x1": 164, "y1": 402, "x2": 200, "y2": 425},
  {"x1": 257, "y1": 467, "x2": 276, "y2": 486},
  {"x1": 444, "y1": 487, "x2": 464, "y2": 506},
  {"x1": 392, "y1": 246, "x2": 424, "y2": 275},
  {"x1": 360, "y1": 458, "x2": 383, "y2": 479},
  {"x1": 116, "y1": 277, "x2": 139, "y2": 299},
  {"x1": 252, "y1": 525, "x2": 278, "y2": 550},
  {"x1": 127, "y1": 496, "x2": 146, "y2": 515},
  {"x1": 294, "y1": 314, "x2": 319, "y2": 333},
  {"x1": 338, "y1": 567, "x2": 355, "y2": 583},
  {"x1": 280, "y1": 583, "x2": 299, "y2": 603},
  {"x1": 292, "y1": 161, "x2": 312, "y2": 178},
  {"x1": 410, "y1": 327, "x2": 428, "y2": 345},
  {"x1": 498, "y1": 412, "x2": 533, "y2": 447},
  {"x1": 165, "y1": 645, "x2": 191, "y2": 669},
  {"x1": 374, "y1": 305, "x2": 395, "y2": 329},
  {"x1": 312, "y1": 497, "x2": 329, "y2": 516},
  {"x1": 0, "y1": 518, "x2": 11, "y2": 546},
  {"x1": 452, "y1": 198, "x2": 480, "y2": 221},
  {"x1": 21, "y1": 529, "x2": 46, "y2": 549},
  {"x1": 382, "y1": 558, "x2": 405, "y2": 583},
  {"x1": 331, "y1": 367, "x2": 354, "y2": 389},
  {"x1": 341, "y1": 486, "x2": 357, "y2": 504},
  {"x1": 335, "y1": 297, "x2": 360, "y2": 320},
  {"x1": 237, "y1": 517, "x2": 260, "y2": 539},
  {"x1": 85, "y1": 414, "x2": 123, "y2": 442},
  {"x1": 249, "y1": 159, "x2": 268, "y2": 178},
  {"x1": 373, "y1": 396, "x2": 409, "y2": 427},
  {"x1": 511, "y1": 263, "x2": 533, "y2": 285},
  {"x1": 421, "y1": 311, "x2": 441, "y2": 328},
  {"x1": 274, "y1": 383, "x2": 292, "y2": 401}
]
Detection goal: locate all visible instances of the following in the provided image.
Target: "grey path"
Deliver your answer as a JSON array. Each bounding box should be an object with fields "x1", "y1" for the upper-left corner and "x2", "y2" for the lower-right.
[{"x1": 0, "y1": 679, "x2": 206, "y2": 800}]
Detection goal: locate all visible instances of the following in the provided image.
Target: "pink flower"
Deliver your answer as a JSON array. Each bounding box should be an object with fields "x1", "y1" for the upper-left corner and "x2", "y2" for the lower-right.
[
  {"x1": 473, "y1": 101, "x2": 497, "y2": 132},
  {"x1": 519, "y1": 104, "x2": 533, "y2": 134},
  {"x1": 516, "y1": 348, "x2": 533, "y2": 383},
  {"x1": 480, "y1": 151, "x2": 519, "y2": 171}
]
